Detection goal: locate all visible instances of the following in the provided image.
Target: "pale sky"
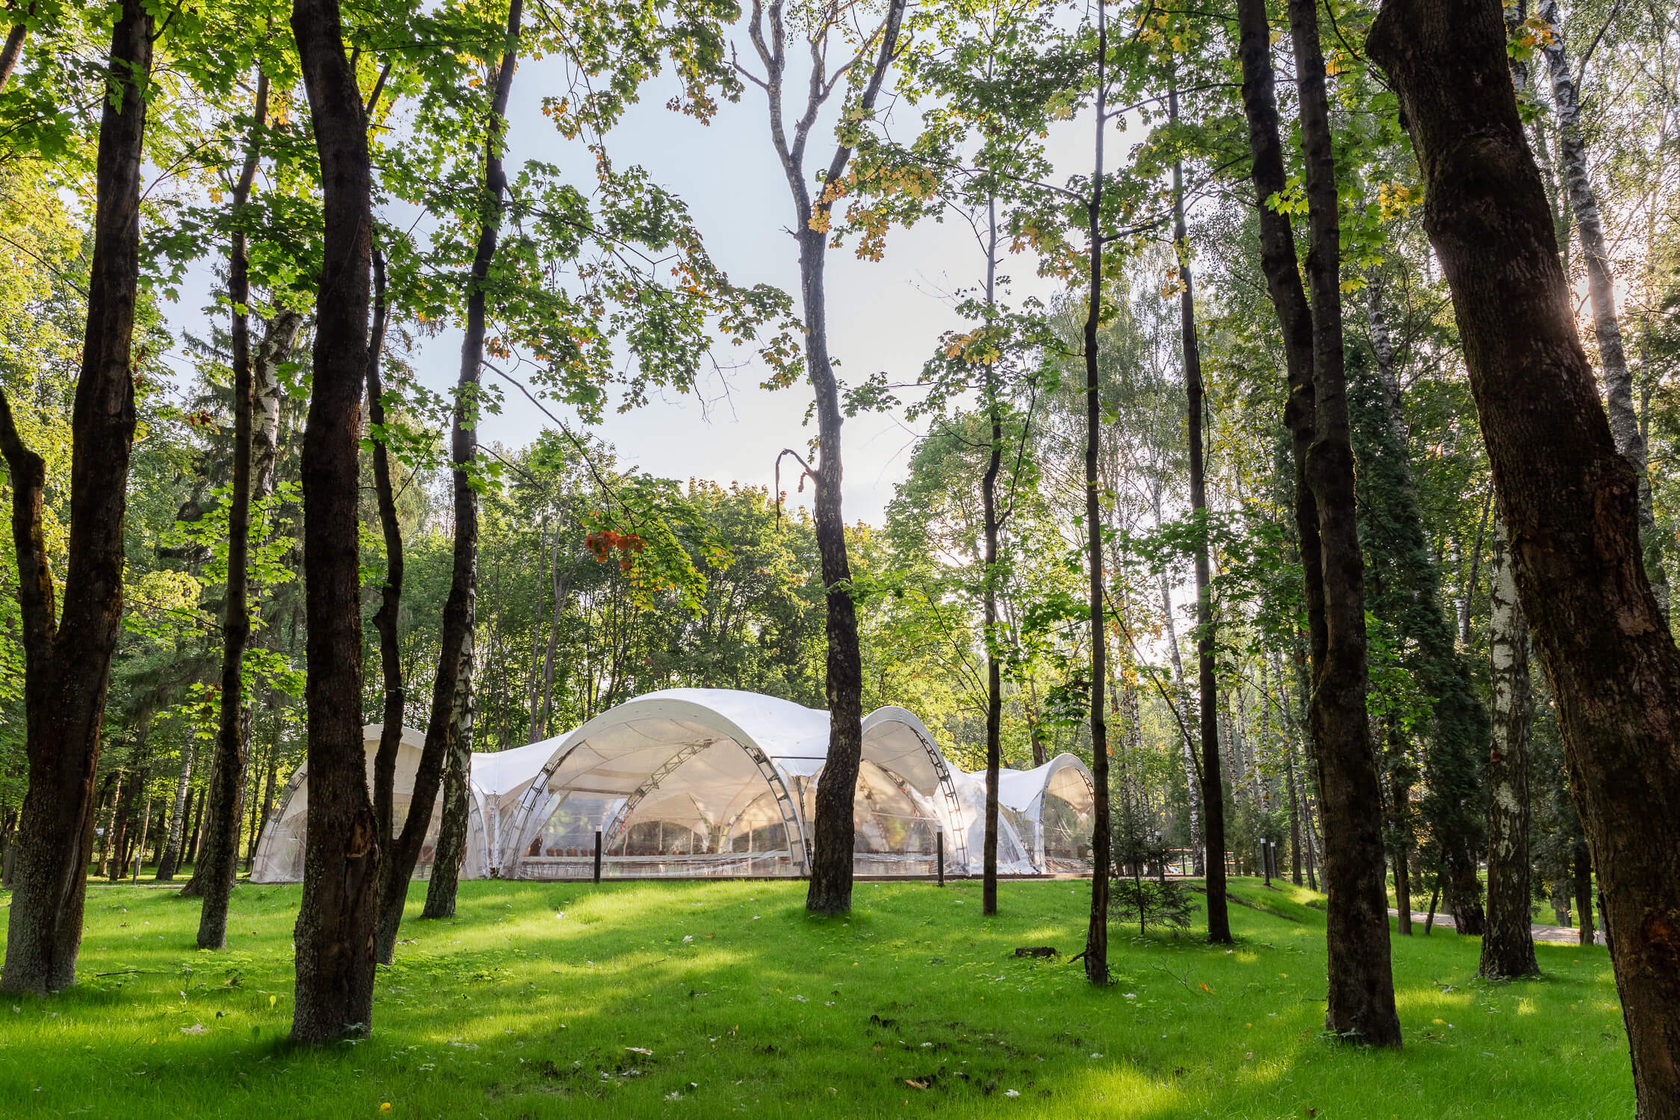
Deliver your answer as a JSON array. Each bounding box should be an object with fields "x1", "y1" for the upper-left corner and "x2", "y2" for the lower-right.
[
  {"x1": 404, "y1": 38, "x2": 1089, "y2": 524},
  {"x1": 155, "y1": 26, "x2": 1107, "y2": 526}
]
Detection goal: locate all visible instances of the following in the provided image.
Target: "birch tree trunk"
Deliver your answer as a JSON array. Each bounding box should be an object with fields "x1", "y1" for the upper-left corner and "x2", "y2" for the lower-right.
[
  {"x1": 1537, "y1": 0, "x2": 1665, "y2": 615},
  {"x1": 156, "y1": 736, "x2": 195, "y2": 881},
  {"x1": 1480, "y1": 518, "x2": 1539, "y2": 979}
]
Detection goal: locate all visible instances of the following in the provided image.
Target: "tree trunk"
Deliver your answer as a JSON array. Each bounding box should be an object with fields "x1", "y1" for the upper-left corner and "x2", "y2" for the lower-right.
[
  {"x1": 1288, "y1": 0, "x2": 1401, "y2": 1042},
  {"x1": 1172, "y1": 80, "x2": 1228, "y2": 943},
  {"x1": 1537, "y1": 0, "x2": 1664, "y2": 615},
  {"x1": 0, "y1": 11, "x2": 29, "y2": 92},
  {"x1": 243, "y1": 733, "x2": 266, "y2": 868},
  {"x1": 742, "y1": 0, "x2": 904, "y2": 918},
  {"x1": 1574, "y1": 840, "x2": 1596, "y2": 947},
  {"x1": 1353, "y1": 284, "x2": 1488, "y2": 938},
  {"x1": 366, "y1": 243, "x2": 406, "y2": 865},
  {"x1": 1480, "y1": 518, "x2": 1539, "y2": 979},
  {"x1": 376, "y1": 3, "x2": 518, "y2": 964},
  {"x1": 131, "y1": 785, "x2": 154, "y2": 878},
  {"x1": 1235, "y1": 0, "x2": 1400, "y2": 1045},
  {"x1": 422, "y1": 638, "x2": 474, "y2": 919},
  {"x1": 156, "y1": 734, "x2": 196, "y2": 880},
  {"x1": 108, "y1": 769, "x2": 137, "y2": 881},
  {"x1": 0, "y1": 0, "x2": 149, "y2": 996},
  {"x1": 186, "y1": 777, "x2": 204, "y2": 866},
  {"x1": 1156, "y1": 558, "x2": 1204, "y2": 875},
  {"x1": 1387, "y1": 723, "x2": 1413, "y2": 936},
  {"x1": 1285, "y1": 747, "x2": 1303, "y2": 885},
  {"x1": 1371, "y1": 3, "x2": 1680, "y2": 1110},
  {"x1": 981, "y1": 196, "x2": 1003, "y2": 919},
  {"x1": 198, "y1": 69, "x2": 271, "y2": 951},
  {"x1": 290, "y1": 0, "x2": 379, "y2": 1044},
  {"x1": 1080, "y1": 0, "x2": 1111, "y2": 985}
]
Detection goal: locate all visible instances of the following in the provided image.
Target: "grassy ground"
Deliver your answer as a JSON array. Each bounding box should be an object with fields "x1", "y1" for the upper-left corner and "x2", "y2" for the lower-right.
[{"x1": 0, "y1": 876, "x2": 1630, "y2": 1118}]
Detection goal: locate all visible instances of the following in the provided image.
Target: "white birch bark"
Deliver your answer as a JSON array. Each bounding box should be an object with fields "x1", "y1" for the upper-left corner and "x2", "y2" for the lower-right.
[
  {"x1": 1479, "y1": 518, "x2": 1539, "y2": 977},
  {"x1": 1538, "y1": 0, "x2": 1663, "y2": 614}
]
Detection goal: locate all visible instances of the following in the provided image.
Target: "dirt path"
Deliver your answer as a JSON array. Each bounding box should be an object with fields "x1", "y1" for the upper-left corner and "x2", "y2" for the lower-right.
[{"x1": 1388, "y1": 908, "x2": 1606, "y2": 946}]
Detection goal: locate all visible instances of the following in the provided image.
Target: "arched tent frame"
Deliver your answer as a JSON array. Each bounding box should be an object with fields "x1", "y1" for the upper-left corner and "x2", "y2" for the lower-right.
[{"x1": 857, "y1": 706, "x2": 971, "y2": 872}]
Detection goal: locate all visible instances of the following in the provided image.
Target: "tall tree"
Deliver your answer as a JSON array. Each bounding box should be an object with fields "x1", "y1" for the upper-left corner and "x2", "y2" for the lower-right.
[
  {"x1": 1234, "y1": 0, "x2": 1400, "y2": 1045},
  {"x1": 0, "y1": 0, "x2": 150, "y2": 996},
  {"x1": 739, "y1": 0, "x2": 907, "y2": 916},
  {"x1": 289, "y1": 0, "x2": 379, "y2": 1042},
  {"x1": 375, "y1": 0, "x2": 521, "y2": 962},
  {"x1": 1078, "y1": 0, "x2": 1112, "y2": 985},
  {"x1": 1371, "y1": 2, "x2": 1680, "y2": 1111},
  {"x1": 1347, "y1": 288, "x2": 1489, "y2": 938},
  {"x1": 196, "y1": 68, "x2": 272, "y2": 951},
  {"x1": 1169, "y1": 74, "x2": 1229, "y2": 944}
]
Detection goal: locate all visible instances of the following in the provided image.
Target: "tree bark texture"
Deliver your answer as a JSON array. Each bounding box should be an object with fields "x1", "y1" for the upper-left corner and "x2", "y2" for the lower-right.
[
  {"x1": 1371, "y1": 2, "x2": 1680, "y2": 1110},
  {"x1": 198, "y1": 69, "x2": 271, "y2": 952},
  {"x1": 422, "y1": 634, "x2": 474, "y2": 919},
  {"x1": 981, "y1": 199, "x2": 1003, "y2": 919},
  {"x1": 1235, "y1": 0, "x2": 1400, "y2": 1046},
  {"x1": 0, "y1": 6, "x2": 29, "y2": 92},
  {"x1": 1081, "y1": 0, "x2": 1111, "y2": 985},
  {"x1": 0, "y1": 0, "x2": 148, "y2": 996},
  {"x1": 290, "y1": 0, "x2": 378, "y2": 1043},
  {"x1": 1480, "y1": 519, "x2": 1539, "y2": 979},
  {"x1": 375, "y1": 1, "x2": 518, "y2": 964},
  {"x1": 1288, "y1": 0, "x2": 1401, "y2": 1042}
]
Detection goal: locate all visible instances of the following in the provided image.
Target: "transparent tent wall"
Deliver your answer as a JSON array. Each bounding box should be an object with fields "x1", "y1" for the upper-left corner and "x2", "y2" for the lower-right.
[
  {"x1": 250, "y1": 763, "x2": 491, "y2": 883},
  {"x1": 1042, "y1": 767, "x2": 1096, "y2": 873}
]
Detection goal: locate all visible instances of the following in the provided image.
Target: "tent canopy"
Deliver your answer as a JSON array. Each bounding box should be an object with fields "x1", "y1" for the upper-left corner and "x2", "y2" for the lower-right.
[{"x1": 251, "y1": 692, "x2": 1095, "y2": 883}]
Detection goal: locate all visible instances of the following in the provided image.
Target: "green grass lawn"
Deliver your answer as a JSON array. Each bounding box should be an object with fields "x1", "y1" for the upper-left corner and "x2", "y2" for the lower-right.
[{"x1": 0, "y1": 876, "x2": 1631, "y2": 1118}]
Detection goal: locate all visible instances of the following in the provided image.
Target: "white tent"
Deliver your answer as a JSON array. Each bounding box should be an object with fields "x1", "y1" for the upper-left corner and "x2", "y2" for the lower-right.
[
  {"x1": 250, "y1": 725, "x2": 507, "y2": 884},
  {"x1": 499, "y1": 689, "x2": 988, "y2": 880},
  {"x1": 251, "y1": 693, "x2": 1096, "y2": 883}
]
